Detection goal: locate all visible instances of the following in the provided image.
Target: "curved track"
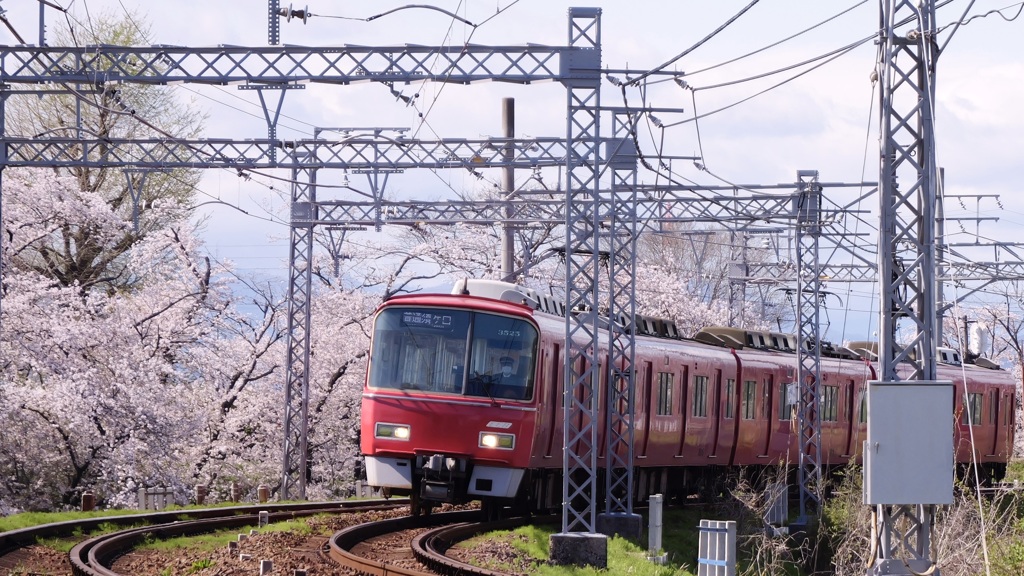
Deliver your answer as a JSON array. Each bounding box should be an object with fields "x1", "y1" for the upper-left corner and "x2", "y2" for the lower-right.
[
  {"x1": 3, "y1": 501, "x2": 538, "y2": 576},
  {"x1": 0, "y1": 500, "x2": 402, "y2": 576},
  {"x1": 330, "y1": 511, "x2": 539, "y2": 576}
]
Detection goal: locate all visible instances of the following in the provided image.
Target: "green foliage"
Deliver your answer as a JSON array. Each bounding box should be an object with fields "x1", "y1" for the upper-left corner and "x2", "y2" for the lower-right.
[
  {"x1": 143, "y1": 528, "x2": 246, "y2": 552},
  {"x1": 139, "y1": 517, "x2": 315, "y2": 552},
  {"x1": 821, "y1": 465, "x2": 863, "y2": 534},
  {"x1": 1004, "y1": 459, "x2": 1024, "y2": 483},
  {"x1": 506, "y1": 524, "x2": 550, "y2": 559},
  {"x1": 0, "y1": 509, "x2": 145, "y2": 533},
  {"x1": 464, "y1": 517, "x2": 698, "y2": 575},
  {"x1": 260, "y1": 518, "x2": 313, "y2": 536},
  {"x1": 188, "y1": 558, "x2": 215, "y2": 573}
]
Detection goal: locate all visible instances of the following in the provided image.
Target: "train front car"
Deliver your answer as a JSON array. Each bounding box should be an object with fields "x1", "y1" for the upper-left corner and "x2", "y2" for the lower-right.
[{"x1": 360, "y1": 292, "x2": 540, "y2": 515}]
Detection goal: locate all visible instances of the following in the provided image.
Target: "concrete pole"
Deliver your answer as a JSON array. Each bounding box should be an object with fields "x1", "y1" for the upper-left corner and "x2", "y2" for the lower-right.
[{"x1": 501, "y1": 98, "x2": 515, "y2": 282}]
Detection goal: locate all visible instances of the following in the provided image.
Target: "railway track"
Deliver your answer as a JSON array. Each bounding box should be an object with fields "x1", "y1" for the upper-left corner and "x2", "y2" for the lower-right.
[
  {"x1": 330, "y1": 510, "x2": 539, "y2": 576},
  {"x1": 2, "y1": 501, "x2": 539, "y2": 576}
]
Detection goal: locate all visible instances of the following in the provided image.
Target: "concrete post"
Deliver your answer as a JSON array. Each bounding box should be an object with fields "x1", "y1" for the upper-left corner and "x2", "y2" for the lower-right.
[
  {"x1": 258, "y1": 484, "x2": 270, "y2": 503},
  {"x1": 81, "y1": 491, "x2": 95, "y2": 512},
  {"x1": 647, "y1": 494, "x2": 667, "y2": 564}
]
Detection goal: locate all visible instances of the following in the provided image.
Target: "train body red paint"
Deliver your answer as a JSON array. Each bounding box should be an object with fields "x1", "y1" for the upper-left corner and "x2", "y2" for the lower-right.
[{"x1": 360, "y1": 280, "x2": 1016, "y2": 511}]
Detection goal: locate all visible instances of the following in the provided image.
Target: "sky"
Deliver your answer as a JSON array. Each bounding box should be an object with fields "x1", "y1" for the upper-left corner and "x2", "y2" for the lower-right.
[{"x1": 2, "y1": 0, "x2": 1022, "y2": 343}]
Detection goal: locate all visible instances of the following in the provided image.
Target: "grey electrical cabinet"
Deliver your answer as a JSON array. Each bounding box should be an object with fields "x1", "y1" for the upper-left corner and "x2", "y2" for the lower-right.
[{"x1": 863, "y1": 380, "x2": 954, "y2": 505}]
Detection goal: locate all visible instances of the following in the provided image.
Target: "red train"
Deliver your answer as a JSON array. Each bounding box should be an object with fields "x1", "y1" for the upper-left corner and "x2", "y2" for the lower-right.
[{"x1": 360, "y1": 279, "x2": 1016, "y2": 514}]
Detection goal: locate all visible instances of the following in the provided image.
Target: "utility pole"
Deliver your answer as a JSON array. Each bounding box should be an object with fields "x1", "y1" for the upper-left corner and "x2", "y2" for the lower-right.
[{"x1": 501, "y1": 98, "x2": 515, "y2": 282}]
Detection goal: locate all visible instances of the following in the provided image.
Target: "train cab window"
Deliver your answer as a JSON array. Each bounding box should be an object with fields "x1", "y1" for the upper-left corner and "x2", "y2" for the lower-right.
[
  {"x1": 693, "y1": 375, "x2": 708, "y2": 417},
  {"x1": 742, "y1": 380, "x2": 756, "y2": 420},
  {"x1": 367, "y1": 307, "x2": 538, "y2": 400},
  {"x1": 822, "y1": 385, "x2": 838, "y2": 422},
  {"x1": 724, "y1": 379, "x2": 735, "y2": 419},
  {"x1": 964, "y1": 393, "x2": 983, "y2": 426},
  {"x1": 656, "y1": 373, "x2": 674, "y2": 416}
]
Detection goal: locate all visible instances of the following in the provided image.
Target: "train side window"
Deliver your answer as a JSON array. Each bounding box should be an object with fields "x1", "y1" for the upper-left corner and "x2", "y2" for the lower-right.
[
  {"x1": 964, "y1": 393, "x2": 983, "y2": 426},
  {"x1": 693, "y1": 375, "x2": 708, "y2": 417},
  {"x1": 822, "y1": 385, "x2": 838, "y2": 422},
  {"x1": 778, "y1": 382, "x2": 790, "y2": 421},
  {"x1": 657, "y1": 372, "x2": 674, "y2": 416},
  {"x1": 724, "y1": 379, "x2": 735, "y2": 419},
  {"x1": 742, "y1": 380, "x2": 756, "y2": 420}
]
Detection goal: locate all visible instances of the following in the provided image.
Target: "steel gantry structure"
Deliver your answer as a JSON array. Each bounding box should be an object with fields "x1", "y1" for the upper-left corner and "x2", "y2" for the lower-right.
[
  {"x1": 869, "y1": 0, "x2": 944, "y2": 573},
  {"x1": 794, "y1": 170, "x2": 825, "y2": 527},
  {"x1": 0, "y1": 6, "x2": 640, "y2": 540},
  {"x1": 2, "y1": 4, "x2": 1020, "y2": 565}
]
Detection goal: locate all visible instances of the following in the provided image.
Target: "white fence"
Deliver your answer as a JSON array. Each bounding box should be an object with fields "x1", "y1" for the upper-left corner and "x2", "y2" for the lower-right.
[
  {"x1": 697, "y1": 519, "x2": 736, "y2": 576},
  {"x1": 138, "y1": 487, "x2": 174, "y2": 510}
]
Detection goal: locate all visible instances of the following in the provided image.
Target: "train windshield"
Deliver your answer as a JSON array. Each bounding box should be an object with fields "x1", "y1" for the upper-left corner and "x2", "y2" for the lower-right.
[{"x1": 367, "y1": 307, "x2": 538, "y2": 401}]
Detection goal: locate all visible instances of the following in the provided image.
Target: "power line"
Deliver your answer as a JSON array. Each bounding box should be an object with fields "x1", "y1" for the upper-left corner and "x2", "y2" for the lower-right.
[{"x1": 627, "y1": 0, "x2": 763, "y2": 86}]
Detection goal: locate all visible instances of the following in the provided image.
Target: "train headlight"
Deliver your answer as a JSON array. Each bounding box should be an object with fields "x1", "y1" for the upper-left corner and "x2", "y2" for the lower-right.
[
  {"x1": 479, "y1": 432, "x2": 515, "y2": 450},
  {"x1": 376, "y1": 423, "x2": 411, "y2": 440}
]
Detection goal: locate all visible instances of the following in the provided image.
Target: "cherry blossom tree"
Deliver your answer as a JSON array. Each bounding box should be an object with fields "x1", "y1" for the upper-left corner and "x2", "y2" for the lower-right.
[
  {"x1": 303, "y1": 287, "x2": 377, "y2": 498},
  {"x1": 0, "y1": 169, "x2": 286, "y2": 509},
  {"x1": 4, "y1": 13, "x2": 205, "y2": 293}
]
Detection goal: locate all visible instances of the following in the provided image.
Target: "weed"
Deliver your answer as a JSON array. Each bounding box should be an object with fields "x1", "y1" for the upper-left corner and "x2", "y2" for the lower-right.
[{"x1": 188, "y1": 557, "x2": 215, "y2": 573}]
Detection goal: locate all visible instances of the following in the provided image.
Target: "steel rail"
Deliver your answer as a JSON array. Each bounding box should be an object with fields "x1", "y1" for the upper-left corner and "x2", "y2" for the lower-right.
[
  {"x1": 411, "y1": 516, "x2": 553, "y2": 576},
  {"x1": 0, "y1": 500, "x2": 402, "y2": 576},
  {"x1": 67, "y1": 501, "x2": 406, "y2": 576},
  {"x1": 330, "y1": 510, "x2": 543, "y2": 576}
]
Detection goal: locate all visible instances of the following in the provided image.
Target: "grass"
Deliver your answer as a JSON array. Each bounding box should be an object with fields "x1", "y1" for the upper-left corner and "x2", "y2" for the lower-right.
[
  {"x1": 0, "y1": 509, "x2": 150, "y2": 533},
  {"x1": 0, "y1": 499, "x2": 317, "y2": 534},
  {"x1": 140, "y1": 528, "x2": 247, "y2": 553},
  {"x1": 0, "y1": 501, "x2": 319, "y2": 555},
  {"x1": 134, "y1": 515, "x2": 326, "y2": 553},
  {"x1": 459, "y1": 503, "x2": 817, "y2": 576},
  {"x1": 458, "y1": 509, "x2": 714, "y2": 576},
  {"x1": 30, "y1": 521, "x2": 154, "y2": 554}
]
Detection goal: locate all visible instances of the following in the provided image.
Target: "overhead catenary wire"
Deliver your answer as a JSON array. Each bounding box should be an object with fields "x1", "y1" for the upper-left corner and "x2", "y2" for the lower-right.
[
  {"x1": 626, "y1": 0, "x2": 763, "y2": 87},
  {"x1": 33, "y1": 4, "x2": 1024, "y2": 283},
  {"x1": 660, "y1": 41, "x2": 864, "y2": 129}
]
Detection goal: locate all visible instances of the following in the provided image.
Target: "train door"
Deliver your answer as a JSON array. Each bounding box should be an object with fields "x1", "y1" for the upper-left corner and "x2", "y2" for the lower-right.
[
  {"x1": 676, "y1": 365, "x2": 690, "y2": 458},
  {"x1": 842, "y1": 379, "x2": 855, "y2": 457},
  {"x1": 639, "y1": 361, "x2": 653, "y2": 458},
  {"x1": 988, "y1": 388, "x2": 999, "y2": 457},
  {"x1": 1006, "y1": 392, "x2": 1016, "y2": 456},
  {"x1": 728, "y1": 351, "x2": 743, "y2": 466},
  {"x1": 543, "y1": 342, "x2": 562, "y2": 459},
  {"x1": 709, "y1": 369, "x2": 722, "y2": 458},
  {"x1": 759, "y1": 373, "x2": 775, "y2": 457}
]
